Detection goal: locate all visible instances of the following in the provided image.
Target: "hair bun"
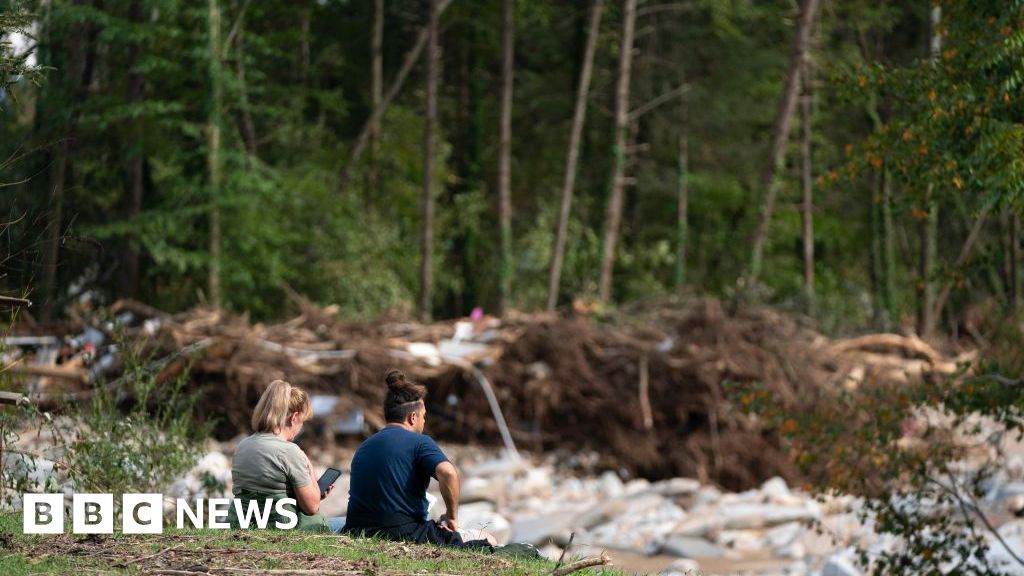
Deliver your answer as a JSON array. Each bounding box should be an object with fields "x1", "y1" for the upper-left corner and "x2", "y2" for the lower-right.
[{"x1": 385, "y1": 369, "x2": 406, "y2": 388}]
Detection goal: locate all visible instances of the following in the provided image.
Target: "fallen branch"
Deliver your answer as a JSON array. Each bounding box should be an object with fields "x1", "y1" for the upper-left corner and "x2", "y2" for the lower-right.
[
  {"x1": 253, "y1": 338, "x2": 356, "y2": 361},
  {"x1": 0, "y1": 294, "x2": 32, "y2": 307},
  {"x1": 550, "y1": 552, "x2": 611, "y2": 576},
  {"x1": 831, "y1": 333, "x2": 944, "y2": 364}
]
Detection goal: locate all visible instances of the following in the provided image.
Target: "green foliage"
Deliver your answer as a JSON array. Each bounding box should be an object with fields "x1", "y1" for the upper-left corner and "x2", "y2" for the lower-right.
[
  {"x1": 67, "y1": 337, "x2": 209, "y2": 497},
  {"x1": 0, "y1": 0, "x2": 45, "y2": 103},
  {"x1": 730, "y1": 370, "x2": 1019, "y2": 575},
  {"x1": 1, "y1": 333, "x2": 207, "y2": 506},
  {"x1": 0, "y1": 0, "x2": 1021, "y2": 331}
]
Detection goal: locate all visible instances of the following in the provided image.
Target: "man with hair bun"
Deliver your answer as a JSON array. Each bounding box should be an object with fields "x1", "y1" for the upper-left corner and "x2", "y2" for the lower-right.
[{"x1": 342, "y1": 369, "x2": 495, "y2": 550}]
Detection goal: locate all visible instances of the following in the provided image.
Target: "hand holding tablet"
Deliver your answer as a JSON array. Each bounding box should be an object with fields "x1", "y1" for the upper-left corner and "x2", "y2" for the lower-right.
[{"x1": 318, "y1": 467, "x2": 342, "y2": 499}]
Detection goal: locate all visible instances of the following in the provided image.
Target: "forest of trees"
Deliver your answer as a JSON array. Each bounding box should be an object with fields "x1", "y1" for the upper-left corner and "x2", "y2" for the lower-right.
[{"x1": 2, "y1": 0, "x2": 1022, "y2": 334}]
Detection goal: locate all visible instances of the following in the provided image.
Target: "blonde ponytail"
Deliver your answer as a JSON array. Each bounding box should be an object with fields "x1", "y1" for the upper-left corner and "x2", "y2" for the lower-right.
[{"x1": 251, "y1": 379, "x2": 312, "y2": 433}]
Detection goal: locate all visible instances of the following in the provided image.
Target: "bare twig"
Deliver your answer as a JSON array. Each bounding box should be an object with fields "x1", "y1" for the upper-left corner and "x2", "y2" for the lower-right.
[
  {"x1": 221, "y1": 0, "x2": 252, "y2": 59},
  {"x1": 550, "y1": 552, "x2": 611, "y2": 576},
  {"x1": 929, "y1": 475, "x2": 1024, "y2": 569},
  {"x1": 628, "y1": 84, "x2": 688, "y2": 121},
  {"x1": 115, "y1": 543, "x2": 185, "y2": 567},
  {"x1": 553, "y1": 531, "x2": 576, "y2": 571},
  {"x1": 961, "y1": 374, "x2": 1024, "y2": 388}
]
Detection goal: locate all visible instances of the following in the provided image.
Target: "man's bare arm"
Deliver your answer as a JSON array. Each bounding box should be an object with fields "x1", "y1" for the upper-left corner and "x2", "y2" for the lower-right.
[{"x1": 434, "y1": 461, "x2": 460, "y2": 532}]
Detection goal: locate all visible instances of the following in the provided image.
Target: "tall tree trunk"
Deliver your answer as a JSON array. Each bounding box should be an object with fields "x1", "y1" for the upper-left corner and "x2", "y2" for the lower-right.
[
  {"x1": 799, "y1": 53, "x2": 814, "y2": 310},
  {"x1": 338, "y1": 0, "x2": 453, "y2": 194},
  {"x1": 866, "y1": 90, "x2": 896, "y2": 326},
  {"x1": 419, "y1": 0, "x2": 439, "y2": 322},
  {"x1": 41, "y1": 0, "x2": 91, "y2": 320},
  {"x1": 42, "y1": 143, "x2": 69, "y2": 321},
  {"x1": 918, "y1": 4, "x2": 942, "y2": 337},
  {"x1": 208, "y1": 0, "x2": 223, "y2": 309},
  {"x1": 870, "y1": 171, "x2": 884, "y2": 322},
  {"x1": 121, "y1": 0, "x2": 145, "y2": 300},
  {"x1": 675, "y1": 102, "x2": 689, "y2": 292},
  {"x1": 598, "y1": 0, "x2": 638, "y2": 303},
  {"x1": 747, "y1": 0, "x2": 821, "y2": 283},
  {"x1": 299, "y1": 5, "x2": 310, "y2": 87},
  {"x1": 368, "y1": 0, "x2": 384, "y2": 198},
  {"x1": 497, "y1": 0, "x2": 514, "y2": 316},
  {"x1": 882, "y1": 169, "x2": 896, "y2": 325},
  {"x1": 546, "y1": 0, "x2": 604, "y2": 312},
  {"x1": 1012, "y1": 214, "x2": 1020, "y2": 309},
  {"x1": 236, "y1": 21, "x2": 259, "y2": 163},
  {"x1": 918, "y1": 194, "x2": 938, "y2": 336}
]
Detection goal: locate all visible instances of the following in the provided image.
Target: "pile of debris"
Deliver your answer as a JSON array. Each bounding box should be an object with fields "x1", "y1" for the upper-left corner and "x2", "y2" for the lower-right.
[{"x1": 3, "y1": 298, "x2": 974, "y2": 491}]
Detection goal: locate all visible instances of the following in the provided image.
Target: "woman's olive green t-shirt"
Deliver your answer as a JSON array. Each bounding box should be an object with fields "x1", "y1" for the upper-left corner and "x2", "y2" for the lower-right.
[{"x1": 232, "y1": 432, "x2": 311, "y2": 495}]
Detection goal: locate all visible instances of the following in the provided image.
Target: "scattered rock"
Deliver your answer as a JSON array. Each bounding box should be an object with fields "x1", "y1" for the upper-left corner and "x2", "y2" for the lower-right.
[
  {"x1": 459, "y1": 502, "x2": 511, "y2": 546},
  {"x1": 692, "y1": 485, "x2": 722, "y2": 508},
  {"x1": 461, "y1": 476, "x2": 505, "y2": 505},
  {"x1": 671, "y1": 514, "x2": 721, "y2": 538},
  {"x1": 624, "y1": 478, "x2": 652, "y2": 495},
  {"x1": 719, "y1": 503, "x2": 817, "y2": 529},
  {"x1": 537, "y1": 543, "x2": 563, "y2": 562},
  {"x1": 652, "y1": 477, "x2": 701, "y2": 498},
  {"x1": 510, "y1": 509, "x2": 577, "y2": 546},
  {"x1": 661, "y1": 535, "x2": 724, "y2": 558},
  {"x1": 574, "y1": 498, "x2": 630, "y2": 530},
  {"x1": 776, "y1": 540, "x2": 806, "y2": 560},
  {"x1": 660, "y1": 558, "x2": 700, "y2": 575},
  {"x1": 716, "y1": 529, "x2": 764, "y2": 552},
  {"x1": 760, "y1": 476, "x2": 790, "y2": 501},
  {"x1": 599, "y1": 471, "x2": 625, "y2": 498},
  {"x1": 765, "y1": 522, "x2": 802, "y2": 549},
  {"x1": 822, "y1": 549, "x2": 862, "y2": 576}
]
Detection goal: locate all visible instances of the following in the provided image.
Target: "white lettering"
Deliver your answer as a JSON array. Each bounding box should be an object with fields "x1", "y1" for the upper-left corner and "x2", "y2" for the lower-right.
[
  {"x1": 123, "y1": 494, "x2": 163, "y2": 534},
  {"x1": 273, "y1": 498, "x2": 298, "y2": 530},
  {"x1": 176, "y1": 498, "x2": 204, "y2": 529},
  {"x1": 233, "y1": 499, "x2": 273, "y2": 530},
  {"x1": 72, "y1": 494, "x2": 114, "y2": 534},
  {"x1": 207, "y1": 498, "x2": 231, "y2": 529},
  {"x1": 23, "y1": 494, "x2": 64, "y2": 534}
]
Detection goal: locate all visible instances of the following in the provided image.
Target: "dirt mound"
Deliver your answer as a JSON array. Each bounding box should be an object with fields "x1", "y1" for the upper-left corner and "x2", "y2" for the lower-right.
[{"x1": 8, "y1": 298, "x2": 969, "y2": 492}]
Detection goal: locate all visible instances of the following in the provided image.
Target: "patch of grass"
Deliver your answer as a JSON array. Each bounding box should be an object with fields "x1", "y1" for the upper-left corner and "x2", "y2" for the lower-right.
[{"x1": 0, "y1": 513, "x2": 613, "y2": 575}]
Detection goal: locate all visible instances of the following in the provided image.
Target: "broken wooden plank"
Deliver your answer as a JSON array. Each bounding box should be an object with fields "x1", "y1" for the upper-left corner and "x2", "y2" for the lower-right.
[
  {"x1": 4, "y1": 361, "x2": 88, "y2": 383},
  {"x1": 0, "y1": 391, "x2": 27, "y2": 406}
]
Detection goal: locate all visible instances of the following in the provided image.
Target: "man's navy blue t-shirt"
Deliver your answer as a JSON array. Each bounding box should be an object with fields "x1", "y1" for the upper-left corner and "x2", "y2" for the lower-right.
[{"x1": 346, "y1": 425, "x2": 449, "y2": 521}]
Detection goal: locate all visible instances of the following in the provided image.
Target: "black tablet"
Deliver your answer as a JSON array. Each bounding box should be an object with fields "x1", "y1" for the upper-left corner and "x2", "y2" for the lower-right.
[{"x1": 318, "y1": 467, "x2": 342, "y2": 498}]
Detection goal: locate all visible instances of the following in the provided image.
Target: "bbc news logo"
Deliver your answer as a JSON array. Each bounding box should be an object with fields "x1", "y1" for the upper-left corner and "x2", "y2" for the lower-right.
[{"x1": 23, "y1": 494, "x2": 301, "y2": 534}]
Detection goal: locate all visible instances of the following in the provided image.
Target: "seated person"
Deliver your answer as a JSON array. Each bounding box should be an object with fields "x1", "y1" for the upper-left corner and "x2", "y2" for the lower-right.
[
  {"x1": 230, "y1": 379, "x2": 338, "y2": 532},
  {"x1": 342, "y1": 369, "x2": 495, "y2": 550}
]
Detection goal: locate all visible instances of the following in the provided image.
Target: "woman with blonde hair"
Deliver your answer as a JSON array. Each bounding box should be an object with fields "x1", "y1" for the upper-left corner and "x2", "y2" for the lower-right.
[{"x1": 229, "y1": 379, "x2": 335, "y2": 531}]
